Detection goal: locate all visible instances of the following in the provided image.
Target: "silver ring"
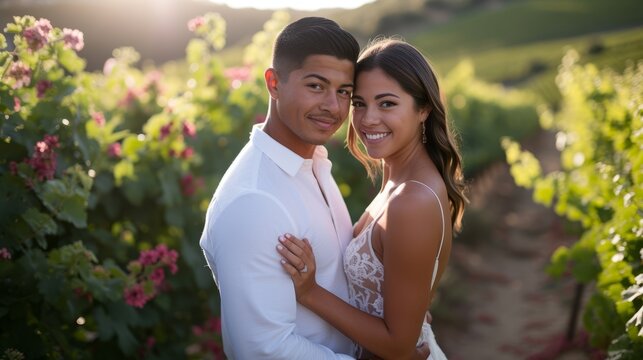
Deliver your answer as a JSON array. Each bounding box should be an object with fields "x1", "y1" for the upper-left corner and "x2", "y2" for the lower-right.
[{"x1": 300, "y1": 264, "x2": 308, "y2": 273}]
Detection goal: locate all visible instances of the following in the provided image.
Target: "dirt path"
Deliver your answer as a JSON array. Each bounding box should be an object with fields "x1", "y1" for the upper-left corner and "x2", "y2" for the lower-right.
[{"x1": 433, "y1": 131, "x2": 592, "y2": 360}]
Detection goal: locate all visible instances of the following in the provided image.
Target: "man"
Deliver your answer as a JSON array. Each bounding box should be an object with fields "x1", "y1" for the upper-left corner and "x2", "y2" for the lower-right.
[{"x1": 199, "y1": 17, "x2": 359, "y2": 358}]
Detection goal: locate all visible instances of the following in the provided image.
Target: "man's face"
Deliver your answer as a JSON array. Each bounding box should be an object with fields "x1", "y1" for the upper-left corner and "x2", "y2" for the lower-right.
[{"x1": 267, "y1": 54, "x2": 355, "y2": 158}]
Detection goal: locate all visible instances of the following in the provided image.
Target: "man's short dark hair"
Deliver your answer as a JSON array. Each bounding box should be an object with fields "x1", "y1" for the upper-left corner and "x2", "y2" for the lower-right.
[{"x1": 272, "y1": 17, "x2": 359, "y2": 80}]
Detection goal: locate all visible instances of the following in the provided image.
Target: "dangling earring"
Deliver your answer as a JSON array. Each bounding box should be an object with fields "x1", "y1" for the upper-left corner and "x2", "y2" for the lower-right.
[{"x1": 421, "y1": 121, "x2": 427, "y2": 144}]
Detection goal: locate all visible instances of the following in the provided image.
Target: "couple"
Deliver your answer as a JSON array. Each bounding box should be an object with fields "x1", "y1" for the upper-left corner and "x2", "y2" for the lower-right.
[{"x1": 199, "y1": 16, "x2": 466, "y2": 359}]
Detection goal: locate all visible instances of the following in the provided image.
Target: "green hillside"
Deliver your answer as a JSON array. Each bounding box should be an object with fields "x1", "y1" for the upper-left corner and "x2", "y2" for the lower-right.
[
  {"x1": 410, "y1": 0, "x2": 642, "y2": 56},
  {"x1": 400, "y1": 0, "x2": 643, "y2": 102},
  {"x1": 443, "y1": 26, "x2": 643, "y2": 103}
]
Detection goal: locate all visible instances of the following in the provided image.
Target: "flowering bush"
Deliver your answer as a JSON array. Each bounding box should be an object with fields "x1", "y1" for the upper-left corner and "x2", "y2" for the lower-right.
[{"x1": 0, "y1": 13, "x2": 283, "y2": 359}]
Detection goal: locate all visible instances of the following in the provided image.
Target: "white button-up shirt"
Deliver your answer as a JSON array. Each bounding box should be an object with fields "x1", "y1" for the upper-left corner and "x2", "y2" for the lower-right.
[{"x1": 200, "y1": 124, "x2": 355, "y2": 359}]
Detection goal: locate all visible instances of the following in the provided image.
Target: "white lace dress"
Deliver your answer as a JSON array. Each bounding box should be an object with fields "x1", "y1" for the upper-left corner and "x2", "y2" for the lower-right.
[{"x1": 343, "y1": 181, "x2": 448, "y2": 360}]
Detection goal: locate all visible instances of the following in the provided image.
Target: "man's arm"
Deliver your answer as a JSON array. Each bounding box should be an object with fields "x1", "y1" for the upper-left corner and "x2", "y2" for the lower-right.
[{"x1": 201, "y1": 192, "x2": 354, "y2": 359}]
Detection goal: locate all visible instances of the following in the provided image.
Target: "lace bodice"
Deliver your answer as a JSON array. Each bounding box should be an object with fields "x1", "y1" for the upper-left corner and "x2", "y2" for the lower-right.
[
  {"x1": 343, "y1": 181, "x2": 447, "y2": 357},
  {"x1": 344, "y1": 218, "x2": 386, "y2": 316}
]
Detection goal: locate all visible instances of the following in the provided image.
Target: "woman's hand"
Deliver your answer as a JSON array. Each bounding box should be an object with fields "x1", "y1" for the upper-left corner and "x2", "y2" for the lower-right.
[{"x1": 277, "y1": 234, "x2": 317, "y2": 304}]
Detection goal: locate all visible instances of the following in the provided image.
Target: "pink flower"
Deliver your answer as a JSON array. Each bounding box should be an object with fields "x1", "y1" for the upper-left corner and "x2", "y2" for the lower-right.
[
  {"x1": 224, "y1": 66, "x2": 251, "y2": 89},
  {"x1": 153, "y1": 244, "x2": 179, "y2": 274},
  {"x1": 180, "y1": 174, "x2": 198, "y2": 196},
  {"x1": 139, "y1": 248, "x2": 161, "y2": 266},
  {"x1": 192, "y1": 325, "x2": 204, "y2": 336},
  {"x1": 205, "y1": 316, "x2": 222, "y2": 334},
  {"x1": 187, "y1": 16, "x2": 205, "y2": 32},
  {"x1": 206, "y1": 341, "x2": 225, "y2": 359},
  {"x1": 180, "y1": 147, "x2": 194, "y2": 159},
  {"x1": 146, "y1": 336, "x2": 156, "y2": 349},
  {"x1": 163, "y1": 252, "x2": 179, "y2": 271},
  {"x1": 144, "y1": 71, "x2": 163, "y2": 94},
  {"x1": 191, "y1": 316, "x2": 224, "y2": 358},
  {"x1": 36, "y1": 80, "x2": 52, "y2": 98},
  {"x1": 92, "y1": 112, "x2": 106, "y2": 127},
  {"x1": 159, "y1": 123, "x2": 173, "y2": 140},
  {"x1": 118, "y1": 87, "x2": 142, "y2": 108},
  {"x1": 13, "y1": 97, "x2": 21, "y2": 112},
  {"x1": 8, "y1": 62, "x2": 32, "y2": 89},
  {"x1": 103, "y1": 58, "x2": 116, "y2": 76},
  {"x1": 9, "y1": 161, "x2": 19, "y2": 175},
  {"x1": 182, "y1": 121, "x2": 196, "y2": 138},
  {"x1": 168, "y1": 262, "x2": 178, "y2": 275},
  {"x1": 0, "y1": 248, "x2": 11, "y2": 260},
  {"x1": 26, "y1": 134, "x2": 59, "y2": 182},
  {"x1": 150, "y1": 267, "x2": 165, "y2": 286},
  {"x1": 107, "y1": 143, "x2": 122, "y2": 158},
  {"x1": 73, "y1": 287, "x2": 94, "y2": 303},
  {"x1": 124, "y1": 283, "x2": 149, "y2": 308},
  {"x1": 223, "y1": 66, "x2": 251, "y2": 83},
  {"x1": 124, "y1": 245, "x2": 180, "y2": 308},
  {"x1": 62, "y1": 28, "x2": 84, "y2": 51},
  {"x1": 22, "y1": 18, "x2": 52, "y2": 51}
]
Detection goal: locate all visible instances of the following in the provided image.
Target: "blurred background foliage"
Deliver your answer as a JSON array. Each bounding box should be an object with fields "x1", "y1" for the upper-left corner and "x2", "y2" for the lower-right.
[{"x1": 0, "y1": 0, "x2": 641, "y2": 358}]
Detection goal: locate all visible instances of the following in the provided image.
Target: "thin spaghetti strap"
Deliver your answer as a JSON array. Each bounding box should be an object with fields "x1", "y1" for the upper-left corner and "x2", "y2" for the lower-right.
[
  {"x1": 406, "y1": 180, "x2": 445, "y2": 291},
  {"x1": 368, "y1": 180, "x2": 446, "y2": 290}
]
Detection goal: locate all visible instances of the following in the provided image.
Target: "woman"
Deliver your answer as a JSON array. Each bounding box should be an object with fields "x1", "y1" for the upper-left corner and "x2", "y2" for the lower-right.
[{"x1": 277, "y1": 38, "x2": 467, "y2": 359}]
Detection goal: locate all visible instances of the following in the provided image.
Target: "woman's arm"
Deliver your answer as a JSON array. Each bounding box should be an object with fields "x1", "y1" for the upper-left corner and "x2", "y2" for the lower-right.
[{"x1": 277, "y1": 187, "x2": 446, "y2": 359}]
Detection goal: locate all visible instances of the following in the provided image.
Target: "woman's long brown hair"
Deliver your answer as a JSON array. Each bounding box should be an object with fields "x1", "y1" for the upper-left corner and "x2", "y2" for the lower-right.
[{"x1": 347, "y1": 38, "x2": 468, "y2": 231}]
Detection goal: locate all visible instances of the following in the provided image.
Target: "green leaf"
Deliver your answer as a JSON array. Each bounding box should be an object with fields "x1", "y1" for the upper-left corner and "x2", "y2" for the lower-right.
[
  {"x1": 85, "y1": 119, "x2": 102, "y2": 140},
  {"x1": 57, "y1": 47, "x2": 86, "y2": 73},
  {"x1": 122, "y1": 135, "x2": 145, "y2": 160},
  {"x1": 186, "y1": 39, "x2": 208, "y2": 65},
  {"x1": 121, "y1": 178, "x2": 145, "y2": 206},
  {"x1": 164, "y1": 206, "x2": 184, "y2": 227},
  {"x1": 583, "y1": 293, "x2": 622, "y2": 349},
  {"x1": 39, "y1": 179, "x2": 88, "y2": 228},
  {"x1": 0, "y1": 174, "x2": 30, "y2": 228},
  {"x1": 0, "y1": 33, "x2": 6, "y2": 49},
  {"x1": 104, "y1": 302, "x2": 141, "y2": 354},
  {"x1": 84, "y1": 275, "x2": 124, "y2": 302},
  {"x1": 546, "y1": 246, "x2": 569, "y2": 278},
  {"x1": 94, "y1": 301, "x2": 140, "y2": 354},
  {"x1": 158, "y1": 168, "x2": 180, "y2": 206},
  {"x1": 114, "y1": 160, "x2": 135, "y2": 186},
  {"x1": 570, "y1": 246, "x2": 601, "y2": 283},
  {"x1": 533, "y1": 176, "x2": 555, "y2": 206},
  {"x1": 93, "y1": 172, "x2": 114, "y2": 194},
  {"x1": 21, "y1": 207, "x2": 57, "y2": 241},
  {"x1": 4, "y1": 22, "x2": 22, "y2": 33},
  {"x1": 607, "y1": 333, "x2": 643, "y2": 359},
  {"x1": 502, "y1": 137, "x2": 520, "y2": 164},
  {"x1": 38, "y1": 272, "x2": 66, "y2": 300}
]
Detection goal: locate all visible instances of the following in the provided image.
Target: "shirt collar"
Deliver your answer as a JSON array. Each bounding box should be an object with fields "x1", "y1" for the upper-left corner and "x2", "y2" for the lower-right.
[{"x1": 250, "y1": 124, "x2": 330, "y2": 177}]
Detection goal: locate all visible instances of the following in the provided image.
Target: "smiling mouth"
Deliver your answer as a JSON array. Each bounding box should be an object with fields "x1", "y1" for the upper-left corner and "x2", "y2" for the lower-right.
[
  {"x1": 309, "y1": 116, "x2": 337, "y2": 130},
  {"x1": 363, "y1": 132, "x2": 391, "y2": 141}
]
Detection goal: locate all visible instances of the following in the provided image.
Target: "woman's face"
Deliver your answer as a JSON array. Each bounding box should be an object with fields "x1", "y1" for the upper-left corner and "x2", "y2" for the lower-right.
[{"x1": 351, "y1": 67, "x2": 428, "y2": 160}]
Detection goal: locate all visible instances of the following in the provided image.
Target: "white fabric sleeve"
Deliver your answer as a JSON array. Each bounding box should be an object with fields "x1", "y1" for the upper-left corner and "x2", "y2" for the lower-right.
[{"x1": 202, "y1": 192, "x2": 354, "y2": 359}]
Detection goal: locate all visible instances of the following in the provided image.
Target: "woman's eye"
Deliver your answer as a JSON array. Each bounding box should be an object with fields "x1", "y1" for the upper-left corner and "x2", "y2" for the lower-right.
[
  {"x1": 380, "y1": 101, "x2": 396, "y2": 108},
  {"x1": 352, "y1": 101, "x2": 364, "y2": 108},
  {"x1": 308, "y1": 84, "x2": 322, "y2": 90}
]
